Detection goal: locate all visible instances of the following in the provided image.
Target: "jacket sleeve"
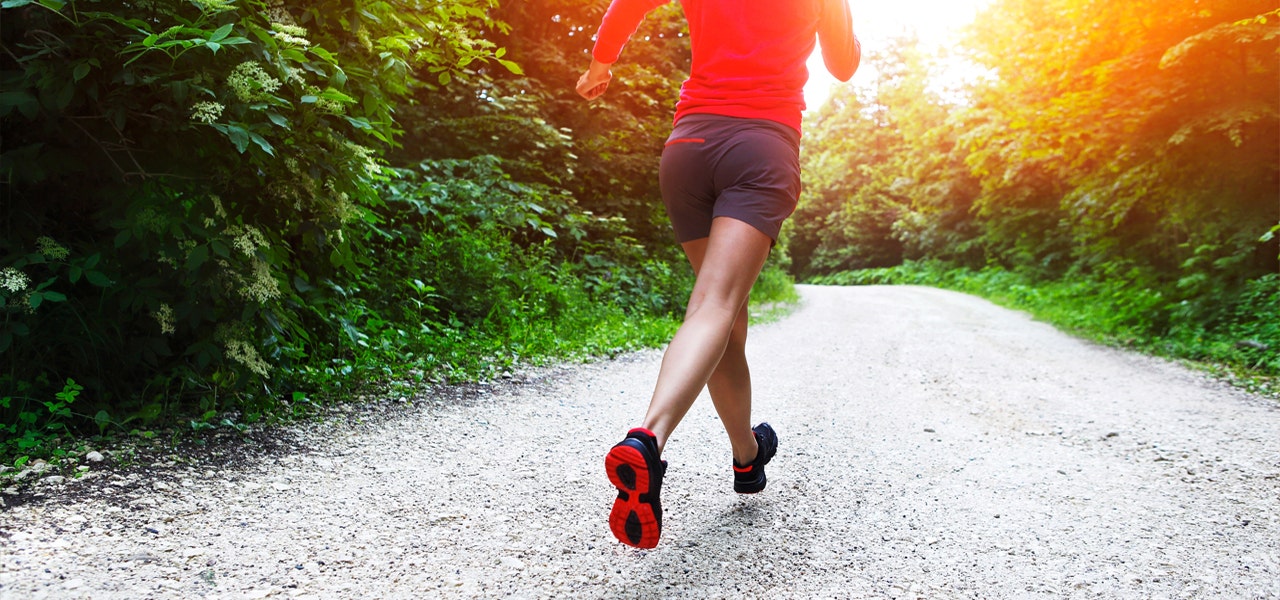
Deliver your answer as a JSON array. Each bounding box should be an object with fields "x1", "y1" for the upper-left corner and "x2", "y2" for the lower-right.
[
  {"x1": 591, "y1": 0, "x2": 672, "y2": 63},
  {"x1": 818, "y1": 0, "x2": 860, "y2": 81}
]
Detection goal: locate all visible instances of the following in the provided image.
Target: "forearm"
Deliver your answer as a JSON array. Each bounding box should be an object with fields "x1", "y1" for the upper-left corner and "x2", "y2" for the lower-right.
[{"x1": 818, "y1": 0, "x2": 860, "y2": 81}]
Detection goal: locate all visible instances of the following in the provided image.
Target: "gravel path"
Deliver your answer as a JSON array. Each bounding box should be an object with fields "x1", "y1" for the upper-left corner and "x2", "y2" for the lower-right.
[{"x1": 2, "y1": 285, "x2": 1278, "y2": 599}]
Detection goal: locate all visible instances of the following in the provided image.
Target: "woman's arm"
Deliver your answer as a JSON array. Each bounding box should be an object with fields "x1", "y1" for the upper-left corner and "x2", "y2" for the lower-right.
[
  {"x1": 577, "y1": 58, "x2": 615, "y2": 100},
  {"x1": 818, "y1": 0, "x2": 860, "y2": 82},
  {"x1": 577, "y1": 0, "x2": 669, "y2": 100}
]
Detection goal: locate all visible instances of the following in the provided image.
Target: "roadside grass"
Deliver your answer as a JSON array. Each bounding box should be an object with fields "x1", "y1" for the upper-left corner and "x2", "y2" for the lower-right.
[
  {"x1": 750, "y1": 265, "x2": 802, "y2": 324},
  {"x1": 809, "y1": 262, "x2": 1278, "y2": 399},
  {"x1": 1, "y1": 264, "x2": 800, "y2": 485}
]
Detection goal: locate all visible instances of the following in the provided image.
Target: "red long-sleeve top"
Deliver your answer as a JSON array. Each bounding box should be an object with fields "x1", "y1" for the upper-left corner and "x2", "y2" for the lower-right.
[{"x1": 591, "y1": 0, "x2": 860, "y2": 132}]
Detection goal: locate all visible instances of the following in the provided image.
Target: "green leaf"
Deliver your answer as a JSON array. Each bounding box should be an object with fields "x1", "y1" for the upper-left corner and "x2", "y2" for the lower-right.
[
  {"x1": 293, "y1": 275, "x2": 314, "y2": 293},
  {"x1": 266, "y1": 112, "x2": 289, "y2": 128},
  {"x1": 211, "y1": 239, "x2": 230, "y2": 258},
  {"x1": 72, "y1": 63, "x2": 91, "y2": 82},
  {"x1": 344, "y1": 116, "x2": 372, "y2": 130},
  {"x1": 497, "y1": 59, "x2": 524, "y2": 75},
  {"x1": 0, "y1": 0, "x2": 35, "y2": 7},
  {"x1": 69, "y1": 265, "x2": 82, "y2": 283},
  {"x1": 318, "y1": 88, "x2": 356, "y2": 104},
  {"x1": 114, "y1": 229, "x2": 131, "y2": 248},
  {"x1": 0, "y1": 332, "x2": 10, "y2": 354},
  {"x1": 300, "y1": 95, "x2": 318, "y2": 104},
  {"x1": 52, "y1": 82, "x2": 74, "y2": 110},
  {"x1": 186, "y1": 244, "x2": 209, "y2": 271},
  {"x1": 41, "y1": 291, "x2": 67, "y2": 303},
  {"x1": 28, "y1": 294, "x2": 42, "y2": 310},
  {"x1": 94, "y1": 410, "x2": 111, "y2": 430},
  {"x1": 309, "y1": 46, "x2": 337, "y2": 63},
  {"x1": 222, "y1": 125, "x2": 250, "y2": 153},
  {"x1": 247, "y1": 131, "x2": 275, "y2": 156},
  {"x1": 85, "y1": 271, "x2": 112, "y2": 287},
  {"x1": 142, "y1": 33, "x2": 159, "y2": 48},
  {"x1": 0, "y1": 91, "x2": 37, "y2": 116},
  {"x1": 205, "y1": 41, "x2": 222, "y2": 54},
  {"x1": 37, "y1": 0, "x2": 64, "y2": 9},
  {"x1": 209, "y1": 23, "x2": 233, "y2": 43}
]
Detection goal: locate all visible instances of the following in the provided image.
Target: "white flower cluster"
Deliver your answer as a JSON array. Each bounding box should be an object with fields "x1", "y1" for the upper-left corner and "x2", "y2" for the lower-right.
[
  {"x1": 266, "y1": 1, "x2": 296, "y2": 26},
  {"x1": 136, "y1": 207, "x2": 168, "y2": 234},
  {"x1": 224, "y1": 224, "x2": 268, "y2": 258},
  {"x1": 191, "y1": 101, "x2": 224, "y2": 124},
  {"x1": 0, "y1": 267, "x2": 29, "y2": 294},
  {"x1": 239, "y1": 259, "x2": 281, "y2": 303},
  {"x1": 271, "y1": 23, "x2": 311, "y2": 47},
  {"x1": 302, "y1": 85, "x2": 343, "y2": 115},
  {"x1": 227, "y1": 62, "x2": 281, "y2": 103},
  {"x1": 193, "y1": 0, "x2": 235, "y2": 14},
  {"x1": 219, "y1": 326, "x2": 271, "y2": 377},
  {"x1": 36, "y1": 236, "x2": 69, "y2": 260},
  {"x1": 322, "y1": 180, "x2": 357, "y2": 224},
  {"x1": 345, "y1": 141, "x2": 381, "y2": 178},
  {"x1": 152, "y1": 303, "x2": 176, "y2": 335}
]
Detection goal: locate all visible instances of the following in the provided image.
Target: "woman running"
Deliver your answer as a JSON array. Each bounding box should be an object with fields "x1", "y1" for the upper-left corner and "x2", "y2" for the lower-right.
[{"x1": 577, "y1": 0, "x2": 860, "y2": 549}]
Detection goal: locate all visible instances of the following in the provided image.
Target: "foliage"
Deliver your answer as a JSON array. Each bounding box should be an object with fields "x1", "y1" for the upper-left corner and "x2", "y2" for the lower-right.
[
  {"x1": 0, "y1": 0, "x2": 783, "y2": 472},
  {"x1": 795, "y1": 1, "x2": 1278, "y2": 387},
  {"x1": 483, "y1": 0, "x2": 691, "y2": 249},
  {"x1": 0, "y1": 0, "x2": 719, "y2": 466}
]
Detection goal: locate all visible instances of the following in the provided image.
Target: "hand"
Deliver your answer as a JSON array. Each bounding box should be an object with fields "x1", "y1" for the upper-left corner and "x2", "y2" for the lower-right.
[{"x1": 576, "y1": 59, "x2": 614, "y2": 100}]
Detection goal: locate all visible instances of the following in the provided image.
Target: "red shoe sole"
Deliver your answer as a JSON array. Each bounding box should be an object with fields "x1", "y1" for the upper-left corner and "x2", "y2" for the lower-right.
[{"x1": 606, "y1": 444, "x2": 660, "y2": 549}]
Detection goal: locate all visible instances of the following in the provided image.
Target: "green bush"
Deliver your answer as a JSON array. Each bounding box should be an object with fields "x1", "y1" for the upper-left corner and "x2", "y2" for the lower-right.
[{"x1": 0, "y1": 0, "x2": 512, "y2": 456}]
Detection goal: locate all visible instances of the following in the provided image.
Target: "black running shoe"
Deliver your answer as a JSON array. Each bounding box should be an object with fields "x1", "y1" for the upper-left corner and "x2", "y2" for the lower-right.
[
  {"x1": 606, "y1": 428, "x2": 666, "y2": 548},
  {"x1": 733, "y1": 422, "x2": 777, "y2": 494}
]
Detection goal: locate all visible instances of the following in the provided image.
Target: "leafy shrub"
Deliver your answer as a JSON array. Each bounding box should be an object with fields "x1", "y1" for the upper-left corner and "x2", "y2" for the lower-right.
[{"x1": 1, "y1": 0, "x2": 510, "y2": 451}]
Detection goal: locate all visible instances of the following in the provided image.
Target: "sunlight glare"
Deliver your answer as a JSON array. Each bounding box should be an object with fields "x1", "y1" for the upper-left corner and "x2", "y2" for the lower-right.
[{"x1": 804, "y1": 0, "x2": 992, "y2": 110}]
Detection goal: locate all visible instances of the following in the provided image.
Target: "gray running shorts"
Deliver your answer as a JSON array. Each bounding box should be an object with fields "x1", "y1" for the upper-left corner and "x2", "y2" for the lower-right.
[{"x1": 658, "y1": 114, "x2": 802, "y2": 244}]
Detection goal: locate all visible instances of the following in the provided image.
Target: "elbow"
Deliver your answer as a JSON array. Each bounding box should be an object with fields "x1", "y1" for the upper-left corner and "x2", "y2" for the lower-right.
[
  {"x1": 831, "y1": 63, "x2": 857, "y2": 82},
  {"x1": 825, "y1": 51, "x2": 860, "y2": 82},
  {"x1": 823, "y1": 37, "x2": 861, "y2": 82}
]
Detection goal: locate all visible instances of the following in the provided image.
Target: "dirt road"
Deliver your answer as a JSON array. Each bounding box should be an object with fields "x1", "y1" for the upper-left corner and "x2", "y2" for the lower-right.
[{"x1": 2, "y1": 285, "x2": 1277, "y2": 599}]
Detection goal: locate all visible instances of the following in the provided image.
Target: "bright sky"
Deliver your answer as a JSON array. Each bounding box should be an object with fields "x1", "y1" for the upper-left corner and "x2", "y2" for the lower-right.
[{"x1": 804, "y1": 0, "x2": 992, "y2": 110}]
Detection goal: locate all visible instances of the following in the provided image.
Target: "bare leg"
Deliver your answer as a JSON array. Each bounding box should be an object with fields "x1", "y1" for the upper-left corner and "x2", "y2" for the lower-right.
[
  {"x1": 641, "y1": 217, "x2": 772, "y2": 463},
  {"x1": 679, "y1": 238, "x2": 760, "y2": 466}
]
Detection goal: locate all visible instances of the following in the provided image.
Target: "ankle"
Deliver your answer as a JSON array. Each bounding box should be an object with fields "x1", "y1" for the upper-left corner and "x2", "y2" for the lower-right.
[{"x1": 732, "y1": 437, "x2": 760, "y2": 466}]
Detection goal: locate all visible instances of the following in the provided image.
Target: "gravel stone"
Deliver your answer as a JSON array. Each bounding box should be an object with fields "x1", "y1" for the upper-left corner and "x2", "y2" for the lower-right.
[{"x1": 0, "y1": 286, "x2": 1276, "y2": 599}]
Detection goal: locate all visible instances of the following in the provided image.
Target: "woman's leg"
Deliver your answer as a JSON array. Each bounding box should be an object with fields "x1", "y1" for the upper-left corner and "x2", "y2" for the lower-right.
[
  {"x1": 641, "y1": 216, "x2": 772, "y2": 460},
  {"x1": 676, "y1": 236, "x2": 760, "y2": 466}
]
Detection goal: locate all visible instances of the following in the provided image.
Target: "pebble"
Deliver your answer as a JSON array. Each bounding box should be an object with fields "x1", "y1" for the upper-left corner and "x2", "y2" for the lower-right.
[
  {"x1": 85, "y1": 451, "x2": 105, "y2": 462},
  {"x1": 0, "y1": 293, "x2": 1274, "y2": 599}
]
